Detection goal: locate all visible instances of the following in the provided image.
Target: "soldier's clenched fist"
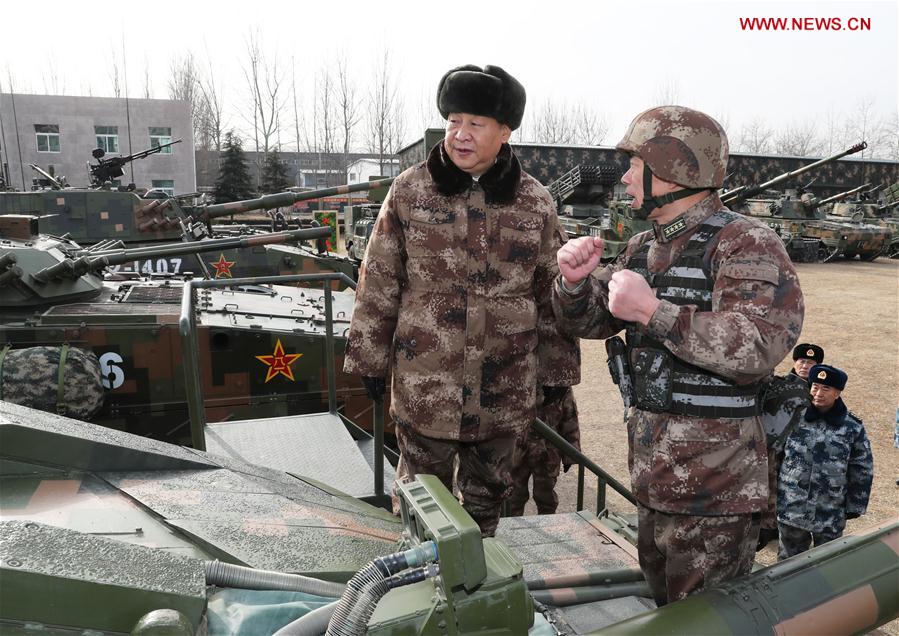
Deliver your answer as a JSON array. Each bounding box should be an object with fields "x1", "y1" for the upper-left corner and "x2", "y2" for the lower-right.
[
  {"x1": 608, "y1": 270, "x2": 660, "y2": 325},
  {"x1": 557, "y1": 236, "x2": 604, "y2": 287}
]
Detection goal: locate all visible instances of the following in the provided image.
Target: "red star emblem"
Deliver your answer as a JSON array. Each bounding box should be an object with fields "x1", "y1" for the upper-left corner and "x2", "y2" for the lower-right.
[
  {"x1": 210, "y1": 253, "x2": 236, "y2": 278},
  {"x1": 255, "y1": 339, "x2": 303, "y2": 383}
]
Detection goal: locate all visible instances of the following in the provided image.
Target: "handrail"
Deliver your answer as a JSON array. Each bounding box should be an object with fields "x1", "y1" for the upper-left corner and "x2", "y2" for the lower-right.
[
  {"x1": 177, "y1": 272, "x2": 357, "y2": 449},
  {"x1": 532, "y1": 417, "x2": 637, "y2": 513}
]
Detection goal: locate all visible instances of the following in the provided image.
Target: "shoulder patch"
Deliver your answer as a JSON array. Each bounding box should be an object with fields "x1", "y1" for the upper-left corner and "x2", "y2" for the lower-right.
[{"x1": 848, "y1": 410, "x2": 863, "y2": 425}]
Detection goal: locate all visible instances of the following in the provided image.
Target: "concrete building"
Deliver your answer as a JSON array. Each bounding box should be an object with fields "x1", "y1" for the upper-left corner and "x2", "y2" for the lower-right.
[
  {"x1": 0, "y1": 93, "x2": 195, "y2": 192},
  {"x1": 346, "y1": 157, "x2": 400, "y2": 200}
]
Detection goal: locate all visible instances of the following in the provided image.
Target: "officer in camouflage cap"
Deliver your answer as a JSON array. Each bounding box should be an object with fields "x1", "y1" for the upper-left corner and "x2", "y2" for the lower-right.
[
  {"x1": 553, "y1": 106, "x2": 804, "y2": 604},
  {"x1": 0, "y1": 345, "x2": 104, "y2": 420},
  {"x1": 777, "y1": 364, "x2": 873, "y2": 560},
  {"x1": 344, "y1": 65, "x2": 580, "y2": 536}
]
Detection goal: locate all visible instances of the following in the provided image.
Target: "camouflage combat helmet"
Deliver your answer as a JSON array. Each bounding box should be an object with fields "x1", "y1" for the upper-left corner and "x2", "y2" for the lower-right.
[{"x1": 617, "y1": 106, "x2": 728, "y2": 217}]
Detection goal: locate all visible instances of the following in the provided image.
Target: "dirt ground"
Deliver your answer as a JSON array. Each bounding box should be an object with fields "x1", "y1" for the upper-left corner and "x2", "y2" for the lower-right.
[{"x1": 546, "y1": 257, "x2": 899, "y2": 633}]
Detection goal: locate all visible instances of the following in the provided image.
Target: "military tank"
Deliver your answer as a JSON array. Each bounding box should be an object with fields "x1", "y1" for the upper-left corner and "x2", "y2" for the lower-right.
[
  {"x1": 0, "y1": 214, "x2": 374, "y2": 446},
  {"x1": 828, "y1": 183, "x2": 899, "y2": 258},
  {"x1": 0, "y1": 153, "x2": 394, "y2": 287},
  {"x1": 1, "y1": 399, "x2": 897, "y2": 635},
  {"x1": 720, "y1": 142, "x2": 893, "y2": 262}
]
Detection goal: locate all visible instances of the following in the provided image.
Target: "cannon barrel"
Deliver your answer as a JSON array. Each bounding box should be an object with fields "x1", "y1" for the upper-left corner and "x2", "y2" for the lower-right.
[
  {"x1": 721, "y1": 142, "x2": 867, "y2": 205},
  {"x1": 818, "y1": 182, "x2": 872, "y2": 207},
  {"x1": 196, "y1": 177, "x2": 395, "y2": 220},
  {"x1": 33, "y1": 227, "x2": 331, "y2": 281},
  {"x1": 592, "y1": 520, "x2": 899, "y2": 635}
]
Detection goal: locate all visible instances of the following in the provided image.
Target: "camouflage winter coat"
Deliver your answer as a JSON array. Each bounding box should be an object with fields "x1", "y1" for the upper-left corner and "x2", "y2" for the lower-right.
[
  {"x1": 553, "y1": 193, "x2": 804, "y2": 515},
  {"x1": 344, "y1": 142, "x2": 580, "y2": 441},
  {"x1": 777, "y1": 399, "x2": 873, "y2": 535}
]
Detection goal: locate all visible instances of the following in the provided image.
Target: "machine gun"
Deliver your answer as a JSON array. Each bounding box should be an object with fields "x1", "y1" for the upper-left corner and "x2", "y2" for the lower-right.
[
  {"x1": 720, "y1": 142, "x2": 867, "y2": 206},
  {"x1": 88, "y1": 139, "x2": 182, "y2": 186}
]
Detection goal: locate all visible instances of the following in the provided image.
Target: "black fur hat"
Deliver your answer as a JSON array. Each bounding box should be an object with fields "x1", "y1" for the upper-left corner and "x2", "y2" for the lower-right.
[
  {"x1": 437, "y1": 65, "x2": 526, "y2": 130},
  {"x1": 793, "y1": 343, "x2": 824, "y2": 363}
]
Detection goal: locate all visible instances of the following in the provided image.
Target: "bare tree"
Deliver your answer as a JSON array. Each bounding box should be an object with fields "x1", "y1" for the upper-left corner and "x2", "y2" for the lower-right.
[
  {"x1": 142, "y1": 55, "x2": 152, "y2": 99},
  {"x1": 737, "y1": 118, "x2": 774, "y2": 154},
  {"x1": 772, "y1": 120, "x2": 825, "y2": 157},
  {"x1": 335, "y1": 55, "x2": 361, "y2": 171},
  {"x1": 197, "y1": 52, "x2": 226, "y2": 152},
  {"x1": 108, "y1": 48, "x2": 122, "y2": 98},
  {"x1": 846, "y1": 97, "x2": 882, "y2": 160},
  {"x1": 573, "y1": 103, "x2": 608, "y2": 145},
  {"x1": 42, "y1": 57, "x2": 63, "y2": 95},
  {"x1": 242, "y1": 31, "x2": 286, "y2": 157},
  {"x1": 653, "y1": 80, "x2": 681, "y2": 105},
  {"x1": 366, "y1": 49, "x2": 402, "y2": 175},
  {"x1": 168, "y1": 53, "x2": 208, "y2": 148},
  {"x1": 878, "y1": 111, "x2": 899, "y2": 161}
]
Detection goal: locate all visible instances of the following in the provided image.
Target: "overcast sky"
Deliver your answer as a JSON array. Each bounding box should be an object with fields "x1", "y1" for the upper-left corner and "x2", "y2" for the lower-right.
[{"x1": 1, "y1": 0, "x2": 896, "y2": 152}]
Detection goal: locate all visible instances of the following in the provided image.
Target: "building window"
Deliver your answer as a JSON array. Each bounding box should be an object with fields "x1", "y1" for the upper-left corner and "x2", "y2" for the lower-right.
[
  {"x1": 35, "y1": 124, "x2": 60, "y2": 153},
  {"x1": 95, "y1": 126, "x2": 119, "y2": 153},
  {"x1": 349, "y1": 173, "x2": 357, "y2": 182},
  {"x1": 149, "y1": 127, "x2": 173, "y2": 154},
  {"x1": 151, "y1": 179, "x2": 175, "y2": 196}
]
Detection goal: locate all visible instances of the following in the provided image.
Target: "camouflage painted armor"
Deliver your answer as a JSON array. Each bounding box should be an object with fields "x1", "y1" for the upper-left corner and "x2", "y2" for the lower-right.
[
  {"x1": 344, "y1": 142, "x2": 580, "y2": 442},
  {"x1": 777, "y1": 399, "x2": 873, "y2": 536},
  {"x1": 509, "y1": 387, "x2": 580, "y2": 515},
  {"x1": 0, "y1": 345, "x2": 103, "y2": 420},
  {"x1": 553, "y1": 193, "x2": 805, "y2": 515}
]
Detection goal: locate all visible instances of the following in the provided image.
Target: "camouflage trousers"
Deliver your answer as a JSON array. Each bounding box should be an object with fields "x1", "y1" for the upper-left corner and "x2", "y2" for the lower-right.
[
  {"x1": 777, "y1": 522, "x2": 841, "y2": 561},
  {"x1": 393, "y1": 424, "x2": 517, "y2": 537},
  {"x1": 637, "y1": 503, "x2": 760, "y2": 605},
  {"x1": 508, "y1": 431, "x2": 562, "y2": 516}
]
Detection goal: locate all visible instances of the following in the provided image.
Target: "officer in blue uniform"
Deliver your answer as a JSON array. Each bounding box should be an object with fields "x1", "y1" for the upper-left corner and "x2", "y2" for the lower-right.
[{"x1": 777, "y1": 364, "x2": 874, "y2": 560}]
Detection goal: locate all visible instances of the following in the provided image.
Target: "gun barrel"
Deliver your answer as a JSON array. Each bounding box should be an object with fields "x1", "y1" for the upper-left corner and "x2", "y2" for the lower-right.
[
  {"x1": 593, "y1": 520, "x2": 899, "y2": 635},
  {"x1": 83, "y1": 226, "x2": 332, "y2": 269},
  {"x1": 721, "y1": 142, "x2": 867, "y2": 205},
  {"x1": 818, "y1": 182, "x2": 872, "y2": 207},
  {"x1": 198, "y1": 177, "x2": 395, "y2": 220}
]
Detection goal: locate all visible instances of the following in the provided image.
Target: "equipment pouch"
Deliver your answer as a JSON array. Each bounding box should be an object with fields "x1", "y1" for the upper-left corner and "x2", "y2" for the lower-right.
[
  {"x1": 759, "y1": 374, "x2": 810, "y2": 449},
  {"x1": 632, "y1": 347, "x2": 673, "y2": 413},
  {"x1": 605, "y1": 336, "x2": 634, "y2": 412}
]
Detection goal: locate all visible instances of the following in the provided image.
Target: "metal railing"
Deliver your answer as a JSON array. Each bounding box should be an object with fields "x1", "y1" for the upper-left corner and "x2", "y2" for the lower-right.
[{"x1": 532, "y1": 417, "x2": 637, "y2": 514}]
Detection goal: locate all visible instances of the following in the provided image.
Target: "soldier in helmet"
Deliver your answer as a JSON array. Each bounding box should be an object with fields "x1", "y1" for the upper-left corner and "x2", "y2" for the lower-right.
[
  {"x1": 790, "y1": 343, "x2": 824, "y2": 380},
  {"x1": 343, "y1": 65, "x2": 580, "y2": 536},
  {"x1": 777, "y1": 364, "x2": 873, "y2": 560},
  {"x1": 552, "y1": 106, "x2": 804, "y2": 604}
]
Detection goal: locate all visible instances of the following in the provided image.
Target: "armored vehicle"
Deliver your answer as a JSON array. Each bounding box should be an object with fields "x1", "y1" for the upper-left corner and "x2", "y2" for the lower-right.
[
  {"x1": 0, "y1": 215, "x2": 372, "y2": 446},
  {"x1": 828, "y1": 183, "x2": 899, "y2": 258},
  {"x1": 0, "y1": 162, "x2": 393, "y2": 286},
  {"x1": 720, "y1": 142, "x2": 893, "y2": 262},
  {"x1": 2, "y1": 398, "x2": 898, "y2": 634}
]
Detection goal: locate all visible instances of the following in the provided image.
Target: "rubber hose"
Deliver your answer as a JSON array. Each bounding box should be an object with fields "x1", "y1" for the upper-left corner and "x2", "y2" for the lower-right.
[
  {"x1": 204, "y1": 561, "x2": 345, "y2": 598},
  {"x1": 325, "y1": 561, "x2": 386, "y2": 636}
]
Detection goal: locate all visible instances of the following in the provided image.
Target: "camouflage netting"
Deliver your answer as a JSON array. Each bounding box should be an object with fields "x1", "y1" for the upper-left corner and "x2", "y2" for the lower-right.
[{"x1": 0, "y1": 346, "x2": 104, "y2": 420}]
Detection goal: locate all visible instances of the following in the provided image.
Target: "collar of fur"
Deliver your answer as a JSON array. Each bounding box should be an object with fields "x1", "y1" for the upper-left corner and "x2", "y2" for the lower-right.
[
  {"x1": 426, "y1": 141, "x2": 521, "y2": 205},
  {"x1": 804, "y1": 397, "x2": 847, "y2": 424}
]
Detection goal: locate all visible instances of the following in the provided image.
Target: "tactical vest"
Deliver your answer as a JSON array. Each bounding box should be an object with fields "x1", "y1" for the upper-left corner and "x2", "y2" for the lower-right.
[{"x1": 625, "y1": 210, "x2": 760, "y2": 419}]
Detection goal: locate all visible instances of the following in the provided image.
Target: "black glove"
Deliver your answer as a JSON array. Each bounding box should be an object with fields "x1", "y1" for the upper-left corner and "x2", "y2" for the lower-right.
[
  {"x1": 542, "y1": 385, "x2": 568, "y2": 405},
  {"x1": 846, "y1": 512, "x2": 860, "y2": 520},
  {"x1": 362, "y1": 376, "x2": 386, "y2": 401}
]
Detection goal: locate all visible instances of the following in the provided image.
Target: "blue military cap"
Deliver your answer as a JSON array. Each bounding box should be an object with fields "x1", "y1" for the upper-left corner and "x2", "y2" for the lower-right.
[{"x1": 808, "y1": 364, "x2": 847, "y2": 391}]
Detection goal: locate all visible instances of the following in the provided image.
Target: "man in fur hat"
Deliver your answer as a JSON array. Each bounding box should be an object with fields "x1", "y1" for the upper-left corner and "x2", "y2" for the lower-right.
[
  {"x1": 790, "y1": 342, "x2": 824, "y2": 380},
  {"x1": 777, "y1": 364, "x2": 873, "y2": 560},
  {"x1": 343, "y1": 65, "x2": 579, "y2": 536}
]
